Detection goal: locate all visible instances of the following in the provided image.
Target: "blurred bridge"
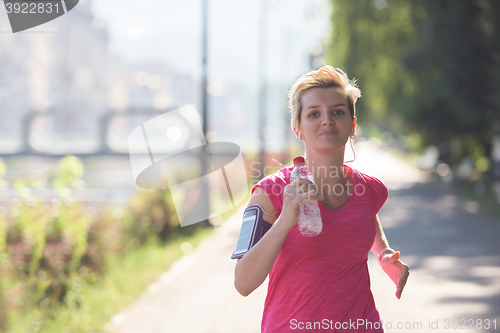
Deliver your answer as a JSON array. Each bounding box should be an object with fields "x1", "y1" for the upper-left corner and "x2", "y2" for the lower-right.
[{"x1": 0, "y1": 107, "x2": 239, "y2": 206}]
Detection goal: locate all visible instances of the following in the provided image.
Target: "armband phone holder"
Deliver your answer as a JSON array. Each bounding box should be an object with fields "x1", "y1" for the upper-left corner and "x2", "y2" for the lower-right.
[{"x1": 231, "y1": 205, "x2": 272, "y2": 259}]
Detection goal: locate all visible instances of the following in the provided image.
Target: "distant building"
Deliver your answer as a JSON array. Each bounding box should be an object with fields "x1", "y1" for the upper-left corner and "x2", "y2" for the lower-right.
[{"x1": 0, "y1": 1, "x2": 196, "y2": 155}]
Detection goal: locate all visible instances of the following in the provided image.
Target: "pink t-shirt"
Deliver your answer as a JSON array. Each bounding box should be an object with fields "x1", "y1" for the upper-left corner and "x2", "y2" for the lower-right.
[{"x1": 252, "y1": 163, "x2": 388, "y2": 333}]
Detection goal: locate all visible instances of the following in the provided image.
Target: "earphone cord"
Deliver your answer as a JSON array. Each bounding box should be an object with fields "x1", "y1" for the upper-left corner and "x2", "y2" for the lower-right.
[{"x1": 344, "y1": 136, "x2": 357, "y2": 163}]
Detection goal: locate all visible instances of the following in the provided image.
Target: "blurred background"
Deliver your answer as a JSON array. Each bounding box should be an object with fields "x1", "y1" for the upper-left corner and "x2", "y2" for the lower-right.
[{"x1": 0, "y1": 0, "x2": 499, "y2": 332}]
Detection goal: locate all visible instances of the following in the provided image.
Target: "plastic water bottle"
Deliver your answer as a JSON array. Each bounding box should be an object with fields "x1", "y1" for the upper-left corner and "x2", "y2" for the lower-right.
[{"x1": 290, "y1": 156, "x2": 323, "y2": 237}]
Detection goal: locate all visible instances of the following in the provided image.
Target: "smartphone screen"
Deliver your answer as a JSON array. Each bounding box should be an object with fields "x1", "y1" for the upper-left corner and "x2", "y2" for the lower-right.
[{"x1": 233, "y1": 209, "x2": 257, "y2": 255}]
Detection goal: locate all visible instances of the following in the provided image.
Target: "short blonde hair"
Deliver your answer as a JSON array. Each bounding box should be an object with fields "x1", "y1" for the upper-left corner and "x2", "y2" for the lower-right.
[{"x1": 288, "y1": 66, "x2": 361, "y2": 129}]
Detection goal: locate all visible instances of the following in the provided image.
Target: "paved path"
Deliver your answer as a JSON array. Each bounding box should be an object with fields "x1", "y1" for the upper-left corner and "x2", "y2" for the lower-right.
[{"x1": 108, "y1": 140, "x2": 500, "y2": 333}]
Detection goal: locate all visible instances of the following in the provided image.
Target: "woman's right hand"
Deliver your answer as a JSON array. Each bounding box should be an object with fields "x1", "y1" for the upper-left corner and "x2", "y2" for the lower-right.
[
  {"x1": 235, "y1": 178, "x2": 324, "y2": 296},
  {"x1": 280, "y1": 178, "x2": 324, "y2": 229}
]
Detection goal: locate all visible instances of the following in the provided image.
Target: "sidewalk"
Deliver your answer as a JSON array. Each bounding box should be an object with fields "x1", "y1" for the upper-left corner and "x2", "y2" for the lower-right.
[
  {"x1": 109, "y1": 140, "x2": 500, "y2": 333},
  {"x1": 107, "y1": 204, "x2": 266, "y2": 333},
  {"x1": 355, "y1": 141, "x2": 500, "y2": 332}
]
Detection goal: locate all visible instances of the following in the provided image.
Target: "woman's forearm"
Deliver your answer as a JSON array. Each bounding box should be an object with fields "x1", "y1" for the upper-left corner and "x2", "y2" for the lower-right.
[
  {"x1": 234, "y1": 216, "x2": 293, "y2": 296},
  {"x1": 370, "y1": 214, "x2": 391, "y2": 256}
]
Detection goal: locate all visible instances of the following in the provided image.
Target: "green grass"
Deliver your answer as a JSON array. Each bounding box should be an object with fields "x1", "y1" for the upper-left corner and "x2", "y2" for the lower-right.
[{"x1": 7, "y1": 227, "x2": 214, "y2": 333}]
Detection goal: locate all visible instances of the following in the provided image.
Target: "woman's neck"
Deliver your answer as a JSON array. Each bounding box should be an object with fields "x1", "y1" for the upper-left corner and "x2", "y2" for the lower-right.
[{"x1": 304, "y1": 148, "x2": 347, "y2": 185}]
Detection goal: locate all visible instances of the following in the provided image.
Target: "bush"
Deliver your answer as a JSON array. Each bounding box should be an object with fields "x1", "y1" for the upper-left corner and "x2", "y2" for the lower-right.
[
  {"x1": 1, "y1": 196, "x2": 106, "y2": 313},
  {"x1": 0, "y1": 155, "x2": 210, "y2": 331},
  {"x1": 124, "y1": 189, "x2": 179, "y2": 246}
]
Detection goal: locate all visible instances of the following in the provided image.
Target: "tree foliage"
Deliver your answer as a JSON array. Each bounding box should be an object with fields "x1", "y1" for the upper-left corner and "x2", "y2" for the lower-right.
[{"x1": 327, "y1": 0, "x2": 500, "y2": 167}]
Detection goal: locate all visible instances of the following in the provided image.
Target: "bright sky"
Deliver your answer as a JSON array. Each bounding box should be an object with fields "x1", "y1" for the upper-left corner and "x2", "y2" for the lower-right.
[
  {"x1": 90, "y1": 0, "x2": 331, "y2": 86},
  {"x1": 90, "y1": 0, "x2": 331, "y2": 152},
  {"x1": 0, "y1": 0, "x2": 331, "y2": 153}
]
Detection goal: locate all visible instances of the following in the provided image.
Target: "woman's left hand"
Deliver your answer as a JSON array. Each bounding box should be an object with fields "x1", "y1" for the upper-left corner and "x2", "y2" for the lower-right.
[{"x1": 379, "y1": 251, "x2": 410, "y2": 299}]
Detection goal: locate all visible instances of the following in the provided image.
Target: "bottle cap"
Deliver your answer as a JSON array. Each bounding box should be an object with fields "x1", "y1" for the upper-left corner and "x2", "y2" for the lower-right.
[{"x1": 293, "y1": 156, "x2": 305, "y2": 165}]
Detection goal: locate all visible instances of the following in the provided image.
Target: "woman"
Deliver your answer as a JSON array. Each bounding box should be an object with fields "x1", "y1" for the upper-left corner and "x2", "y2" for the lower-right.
[{"x1": 234, "y1": 66, "x2": 410, "y2": 332}]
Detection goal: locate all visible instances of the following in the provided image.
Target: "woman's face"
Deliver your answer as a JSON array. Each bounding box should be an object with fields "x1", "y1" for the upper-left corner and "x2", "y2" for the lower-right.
[{"x1": 295, "y1": 87, "x2": 356, "y2": 152}]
